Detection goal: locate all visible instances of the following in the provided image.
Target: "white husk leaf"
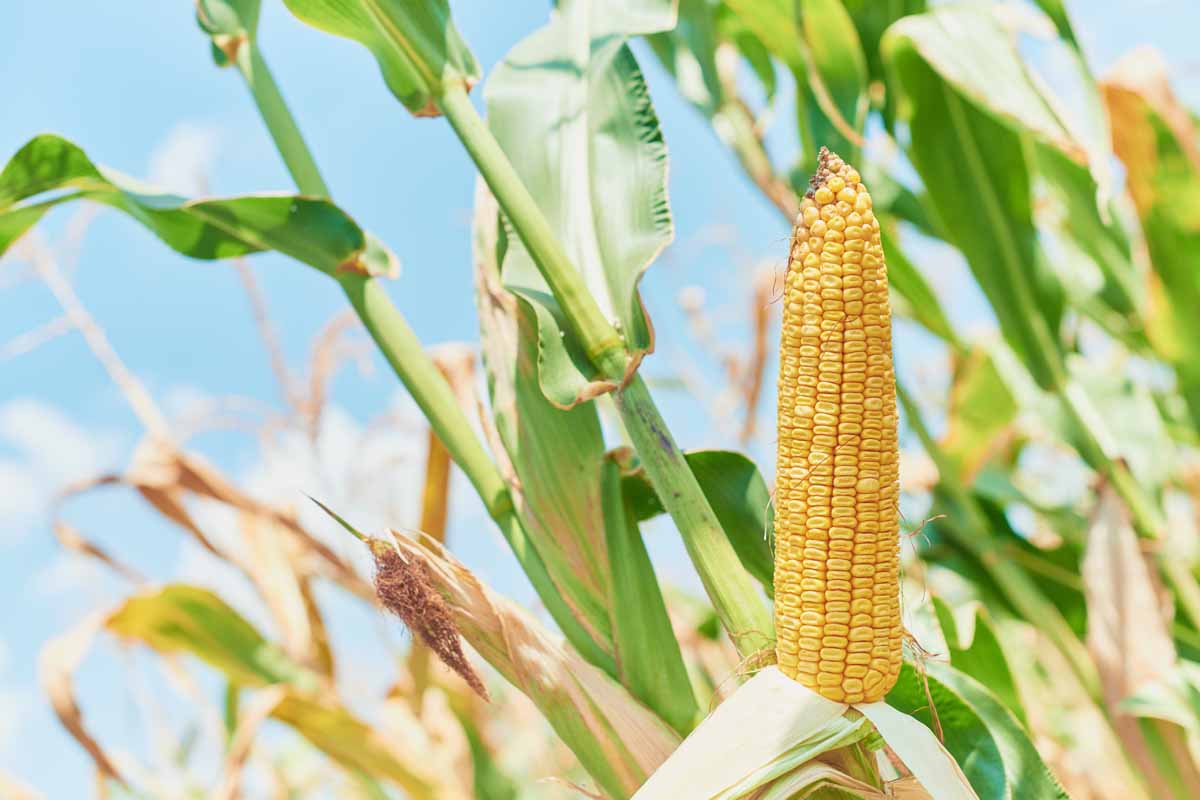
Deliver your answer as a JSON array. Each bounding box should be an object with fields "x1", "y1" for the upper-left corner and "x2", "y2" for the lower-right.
[
  {"x1": 858, "y1": 701, "x2": 980, "y2": 800},
  {"x1": 631, "y1": 667, "x2": 847, "y2": 799},
  {"x1": 755, "y1": 761, "x2": 885, "y2": 799},
  {"x1": 631, "y1": 667, "x2": 983, "y2": 799}
]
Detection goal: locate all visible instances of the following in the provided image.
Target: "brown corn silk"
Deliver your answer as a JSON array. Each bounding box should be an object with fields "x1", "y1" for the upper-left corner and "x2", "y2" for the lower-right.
[{"x1": 774, "y1": 148, "x2": 902, "y2": 703}]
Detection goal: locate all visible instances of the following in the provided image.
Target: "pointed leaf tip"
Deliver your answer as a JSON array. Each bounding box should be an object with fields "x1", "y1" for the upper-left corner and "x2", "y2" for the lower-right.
[{"x1": 305, "y1": 494, "x2": 366, "y2": 543}]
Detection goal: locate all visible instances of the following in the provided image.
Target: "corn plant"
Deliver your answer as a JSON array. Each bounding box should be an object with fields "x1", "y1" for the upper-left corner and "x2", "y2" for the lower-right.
[{"x1": 4, "y1": 0, "x2": 1200, "y2": 797}]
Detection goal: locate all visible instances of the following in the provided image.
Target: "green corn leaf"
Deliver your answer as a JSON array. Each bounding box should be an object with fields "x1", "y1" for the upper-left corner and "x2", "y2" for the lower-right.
[
  {"x1": 881, "y1": 227, "x2": 958, "y2": 347},
  {"x1": 107, "y1": 586, "x2": 319, "y2": 690},
  {"x1": 714, "y1": 5, "x2": 778, "y2": 102},
  {"x1": 840, "y1": 0, "x2": 925, "y2": 130},
  {"x1": 886, "y1": 663, "x2": 1004, "y2": 800},
  {"x1": 601, "y1": 458, "x2": 699, "y2": 735},
  {"x1": 919, "y1": 490, "x2": 1088, "y2": 640},
  {"x1": 799, "y1": 0, "x2": 869, "y2": 162},
  {"x1": 1062, "y1": 356, "x2": 1176, "y2": 494},
  {"x1": 931, "y1": 596, "x2": 1027, "y2": 727},
  {"x1": 648, "y1": 0, "x2": 795, "y2": 222},
  {"x1": 487, "y1": 0, "x2": 674, "y2": 407},
  {"x1": 1036, "y1": 145, "x2": 1142, "y2": 343},
  {"x1": 1122, "y1": 665, "x2": 1200, "y2": 755},
  {"x1": 883, "y1": 12, "x2": 1066, "y2": 390},
  {"x1": 623, "y1": 449, "x2": 774, "y2": 597},
  {"x1": 1031, "y1": 0, "x2": 1079, "y2": 47},
  {"x1": 104, "y1": 586, "x2": 442, "y2": 797},
  {"x1": 457, "y1": 715, "x2": 520, "y2": 800},
  {"x1": 722, "y1": 0, "x2": 804, "y2": 72},
  {"x1": 884, "y1": 7, "x2": 1084, "y2": 164},
  {"x1": 0, "y1": 134, "x2": 396, "y2": 277},
  {"x1": 474, "y1": 184, "x2": 616, "y2": 662},
  {"x1": 280, "y1": 0, "x2": 479, "y2": 116},
  {"x1": 646, "y1": 0, "x2": 725, "y2": 117},
  {"x1": 890, "y1": 3, "x2": 1118, "y2": 216},
  {"x1": 868, "y1": 165, "x2": 941, "y2": 235},
  {"x1": 888, "y1": 660, "x2": 1069, "y2": 800}
]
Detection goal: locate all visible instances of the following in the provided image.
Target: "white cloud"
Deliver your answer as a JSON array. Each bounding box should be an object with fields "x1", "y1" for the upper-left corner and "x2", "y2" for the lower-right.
[
  {"x1": 0, "y1": 461, "x2": 41, "y2": 523},
  {"x1": 0, "y1": 398, "x2": 124, "y2": 543},
  {"x1": 247, "y1": 396, "x2": 429, "y2": 554},
  {"x1": 30, "y1": 550, "x2": 128, "y2": 624},
  {"x1": 148, "y1": 122, "x2": 221, "y2": 196},
  {"x1": 0, "y1": 398, "x2": 119, "y2": 482},
  {"x1": 0, "y1": 687, "x2": 29, "y2": 759},
  {"x1": 0, "y1": 634, "x2": 21, "y2": 762},
  {"x1": 32, "y1": 552, "x2": 108, "y2": 597},
  {"x1": 166, "y1": 391, "x2": 433, "y2": 634}
]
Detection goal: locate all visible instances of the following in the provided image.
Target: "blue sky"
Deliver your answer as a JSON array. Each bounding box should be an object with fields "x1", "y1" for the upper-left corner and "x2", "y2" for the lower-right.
[{"x1": 0, "y1": 0, "x2": 1197, "y2": 795}]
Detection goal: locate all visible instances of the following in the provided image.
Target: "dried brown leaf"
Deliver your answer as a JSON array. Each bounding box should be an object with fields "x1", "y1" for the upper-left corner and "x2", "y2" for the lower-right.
[
  {"x1": 1103, "y1": 47, "x2": 1200, "y2": 185},
  {"x1": 234, "y1": 259, "x2": 299, "y2": 417},
  {"x1": 1082, "y1": 484, "x2": 1199, "y2": 793},
  {"x1": 55, "y1": 439, "x2": 367, "y2": 680},
  {"x1": 52, "y1": 521, "x2": 144, "y2": 584},
  {"x1": 296, "y1": 574, "x2": 335, "y2": 679},
  {"x1": 1084, "y1": 486, "x2": 1176, "y2": 695},
  {"x1": 39, "y1": 611, "x2": 124, "y2": 784},
  {"x1": 301, "y1": 309, "x2": 363, "y2": 438},
  {"x1": 887, "y1": 774, "x2": 934, "y2": 799},
  {"x1": 430, "y1": 342, "x2": 478, "y2": 415},
  {"x1": 739, "y1": 269, "x2": 774, "y2": 444},
  {"x1": 240, "y1": 512, "x2": 334, "y2": 677},
  {"x1": 418, "y1": 429, "x2": 452, "y2": 545},
  {"x1": 126, "y1": 436, "x2": 372, "y2": 600}
]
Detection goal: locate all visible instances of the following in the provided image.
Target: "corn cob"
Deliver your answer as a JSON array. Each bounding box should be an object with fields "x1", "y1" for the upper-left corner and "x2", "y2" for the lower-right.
[{"x1": 774, "y1": 147, "x2": 901, "y2": 704}]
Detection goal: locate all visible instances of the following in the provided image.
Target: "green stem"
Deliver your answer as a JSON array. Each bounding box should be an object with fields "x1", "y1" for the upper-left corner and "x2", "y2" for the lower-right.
[
  {"x1": 615, "y1": 374, "x2": 773, "y2": 657},
  {"x1": 228, "y1": 48, "x2": 615, "y2": 675},
  {"x1": 433, "y1": 82, "x2": 772, "y2": 652},
  {"x1": 338, "y1": 273, "x2": 509, "y2": 516},
  {"x1": 339, "y1": 272, "x2": 614, "y2": 674},
  {"x1": 435, "y1": 83, "x2": 629, "y2": 381},
  {"x1": 235, "y1": 42, "x2": 329, "y2": 197}
]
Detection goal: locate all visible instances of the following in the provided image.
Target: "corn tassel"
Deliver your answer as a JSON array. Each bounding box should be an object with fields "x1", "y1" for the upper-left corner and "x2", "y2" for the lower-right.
[{"x1": 774, "y1": 147, "x2": 902, "y2": 704}]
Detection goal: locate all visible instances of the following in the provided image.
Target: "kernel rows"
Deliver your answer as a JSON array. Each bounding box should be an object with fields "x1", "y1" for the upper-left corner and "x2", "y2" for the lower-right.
[{"x1": 773, "y1": 149, "x2": 902, "y2": 704}]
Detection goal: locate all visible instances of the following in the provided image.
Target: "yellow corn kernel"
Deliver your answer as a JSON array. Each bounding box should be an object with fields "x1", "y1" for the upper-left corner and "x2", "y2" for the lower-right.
[{"x1": 774, "y1": 147, "x2": 901, "y2": 705}]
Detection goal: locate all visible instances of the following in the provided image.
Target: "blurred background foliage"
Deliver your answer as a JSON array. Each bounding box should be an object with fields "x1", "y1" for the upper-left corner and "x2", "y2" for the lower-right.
[{"x1": 3, "y1": 0, "x2": 1200, "y2": 797}]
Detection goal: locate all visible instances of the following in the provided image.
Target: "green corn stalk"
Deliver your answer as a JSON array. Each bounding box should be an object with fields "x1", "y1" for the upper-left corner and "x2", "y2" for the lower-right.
[
  {"x1": 270, "y1": 0, "x2": 773, "y2": 655},
  {"x1": 196, "y1": 4, "x2": 616, "y2": 675}
]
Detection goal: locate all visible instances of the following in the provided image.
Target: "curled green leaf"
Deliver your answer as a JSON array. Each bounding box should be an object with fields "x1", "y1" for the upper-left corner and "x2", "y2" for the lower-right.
[
  {"x1": 280, "y1": 0, "x2": 480, "y2": 116},
  {"x1": 0, "y1": 134, "x2": 397, "y2": 277}
]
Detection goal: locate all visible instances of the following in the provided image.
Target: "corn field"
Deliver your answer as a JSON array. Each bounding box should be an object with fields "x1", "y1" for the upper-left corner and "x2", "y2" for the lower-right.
[{"x1": 1, "y1": 0, "x2": 1199, "y2": 797}]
